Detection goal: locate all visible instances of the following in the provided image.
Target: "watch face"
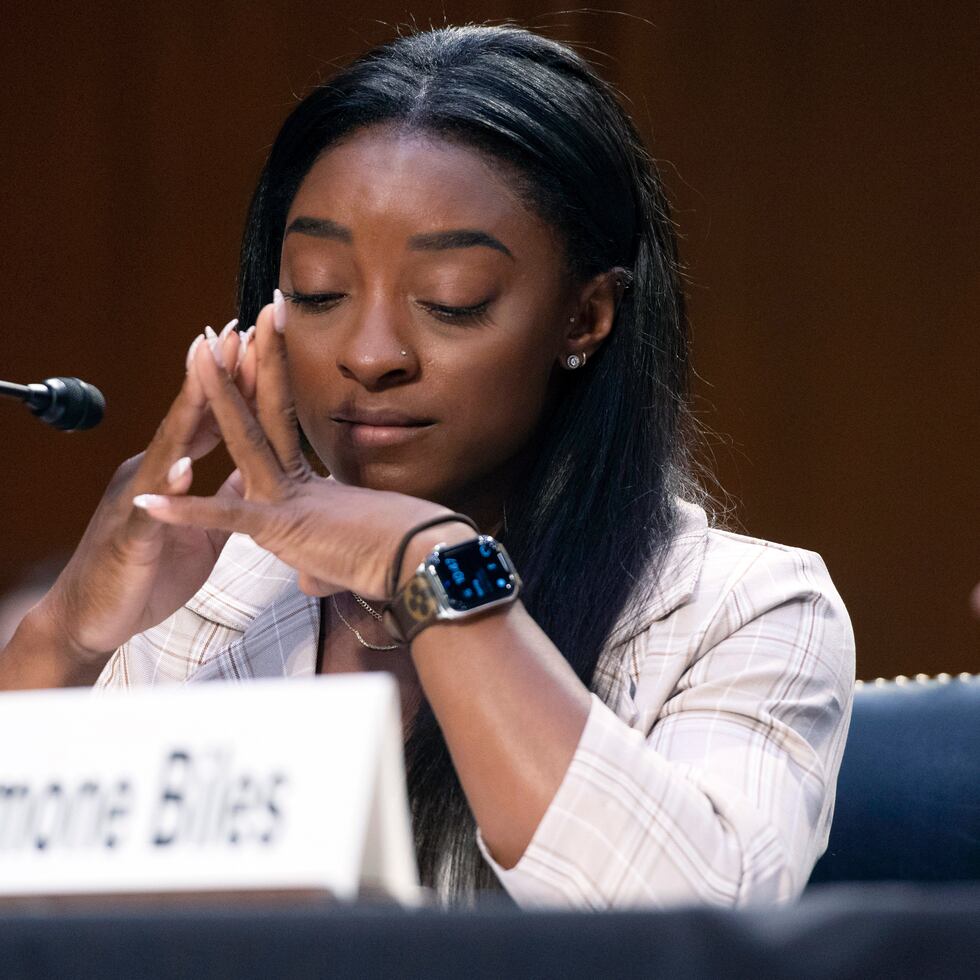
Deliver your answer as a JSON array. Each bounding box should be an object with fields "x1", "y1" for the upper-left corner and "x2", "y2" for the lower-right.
[{"x1": 429, "y1": 537, "x2": 518, "y2": 612}]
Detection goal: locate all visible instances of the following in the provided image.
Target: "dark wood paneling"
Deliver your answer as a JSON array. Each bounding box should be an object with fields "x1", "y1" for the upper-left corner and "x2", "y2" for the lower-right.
[{"x1": 1, "y1": 2, "x2": 976, "y2": 677}]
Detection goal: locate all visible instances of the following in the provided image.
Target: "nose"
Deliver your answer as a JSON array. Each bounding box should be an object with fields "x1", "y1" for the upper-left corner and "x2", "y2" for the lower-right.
[{"x1": 335, "y1": 300, "x2": 418, "y2": 391}]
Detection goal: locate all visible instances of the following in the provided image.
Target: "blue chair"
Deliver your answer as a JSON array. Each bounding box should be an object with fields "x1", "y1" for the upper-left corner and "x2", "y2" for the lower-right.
[{"x1": 809, "y1": 672, "x2": 980, "y2": 884}]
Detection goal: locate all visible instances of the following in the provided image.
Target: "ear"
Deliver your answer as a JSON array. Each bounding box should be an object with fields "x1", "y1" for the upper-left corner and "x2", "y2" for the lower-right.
[{"x1": 560, "y1": 267, "x2": 629, "y2": 369}]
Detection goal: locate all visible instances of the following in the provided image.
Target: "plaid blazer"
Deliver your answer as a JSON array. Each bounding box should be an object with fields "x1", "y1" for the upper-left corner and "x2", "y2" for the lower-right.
[{"x1": 97, "y1": 500, "x2": 855, "y2": 909}]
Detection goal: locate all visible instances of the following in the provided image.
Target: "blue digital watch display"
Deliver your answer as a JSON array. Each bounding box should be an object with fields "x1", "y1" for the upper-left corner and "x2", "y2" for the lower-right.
[{"x1": 428, "y1": 536, "x2": 518, "y2": 612}]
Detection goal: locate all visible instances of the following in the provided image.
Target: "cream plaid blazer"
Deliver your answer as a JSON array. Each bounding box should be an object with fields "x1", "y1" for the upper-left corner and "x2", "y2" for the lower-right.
[{"x1": 97, "y1": 500, "x2": 855, "y2": 909}]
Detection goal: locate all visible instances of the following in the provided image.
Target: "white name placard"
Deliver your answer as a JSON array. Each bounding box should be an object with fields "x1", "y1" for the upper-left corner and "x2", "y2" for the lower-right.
[{"x1": 0, "y1": 675, "x2": 419, "y2": 904}]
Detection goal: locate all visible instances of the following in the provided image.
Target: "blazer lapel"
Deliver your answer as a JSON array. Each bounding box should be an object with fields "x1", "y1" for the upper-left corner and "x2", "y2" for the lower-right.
[{"x1": 187, "y1": 582, "x2": 319, "y2": 683}]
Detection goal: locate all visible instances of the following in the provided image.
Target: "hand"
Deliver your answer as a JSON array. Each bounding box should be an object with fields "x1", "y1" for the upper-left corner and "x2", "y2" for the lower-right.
[
  {"x1": 133, "y1": 301, "x2": 452, "y2": 601},
  {"x1": 33, "y1": 322, "x2": 257, "y2": 667}
]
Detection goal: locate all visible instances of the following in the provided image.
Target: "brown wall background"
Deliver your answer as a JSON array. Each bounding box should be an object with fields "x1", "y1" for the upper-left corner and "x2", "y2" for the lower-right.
[{"x1": 1, "y1": 2, "x2": 976, "y2": 679}]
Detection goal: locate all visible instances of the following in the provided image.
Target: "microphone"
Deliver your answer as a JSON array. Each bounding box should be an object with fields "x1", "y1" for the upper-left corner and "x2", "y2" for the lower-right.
[{"x1": 0, "y1": 377, "x2": 106, "y2": 431}]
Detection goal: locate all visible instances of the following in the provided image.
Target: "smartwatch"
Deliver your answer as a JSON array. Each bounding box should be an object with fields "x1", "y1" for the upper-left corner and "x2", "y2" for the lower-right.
[{"x1": 381, "y1": 535, "x2": 522, "y2": 643}]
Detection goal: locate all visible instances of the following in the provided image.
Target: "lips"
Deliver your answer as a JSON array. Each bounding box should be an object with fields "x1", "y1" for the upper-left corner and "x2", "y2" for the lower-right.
[
  {"x1": 330, "y1": 404, "x2": 435, "y2": 448},
  {"x1": 331, "y1": 407, "x2": 434, "y2": 427}
]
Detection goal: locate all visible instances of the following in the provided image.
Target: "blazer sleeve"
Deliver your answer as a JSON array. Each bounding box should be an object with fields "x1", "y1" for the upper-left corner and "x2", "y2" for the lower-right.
[{"x1": 476, "y1": 541, "x2": 855, "y2": 909}]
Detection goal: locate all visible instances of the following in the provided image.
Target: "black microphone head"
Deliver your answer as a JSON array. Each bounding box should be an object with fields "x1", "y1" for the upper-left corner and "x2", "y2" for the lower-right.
[{"x1": 32, "y1": 377, "x2": 106, "y2": 431}]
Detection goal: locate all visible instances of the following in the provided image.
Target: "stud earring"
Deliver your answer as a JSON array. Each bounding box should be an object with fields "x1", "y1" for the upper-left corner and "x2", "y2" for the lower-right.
[{"x1": 564, "y1": 351, "x2": 587, "y2": 370}]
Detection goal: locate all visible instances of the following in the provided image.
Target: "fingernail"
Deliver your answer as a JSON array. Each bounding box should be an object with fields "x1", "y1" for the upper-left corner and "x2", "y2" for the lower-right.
[
  {"x1": 246, "y1": 325, "x2": 256, "y2": 340},
  {"x1": 204, "y1": 325, "x2": 225, "y2": 369},
  {"x1": 273, "y1": 289, "x2": 287, "y2": 333},
  {"x1": 185, "y1": 334, "x2": 204, "y2": 371},
  {"x1": 239, "y1": 330, "x2": 250, "y2": 361},
  {"x1": 219, "y1": 317, "x2": 239, "y2": 341},
  {"x1": 167, "y1": 456, "x2": 191, "y2": 484},
  {"x1": 133, "y1": 494, "x2": 170, "y2": 510}
]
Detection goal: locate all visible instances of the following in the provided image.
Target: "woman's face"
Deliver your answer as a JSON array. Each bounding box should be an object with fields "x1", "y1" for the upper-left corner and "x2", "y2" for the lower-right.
[{"x1": 279, "y1": 125, "x2": 577, "y2": 515}]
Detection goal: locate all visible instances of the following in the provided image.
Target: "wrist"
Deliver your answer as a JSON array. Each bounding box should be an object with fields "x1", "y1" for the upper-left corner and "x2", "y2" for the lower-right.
[
  {"x1": 382, "y1": 525, "x2": 521, "y2": 646},
  {"x1": 0, "y1": 601, "x2": 106, "y2": 689},
  {"x1": 397, "y1": 521, "x2": 477, "y2": 590},
  {"x1": 384, "y1": 510, "x2": 479, "y2": 598}
]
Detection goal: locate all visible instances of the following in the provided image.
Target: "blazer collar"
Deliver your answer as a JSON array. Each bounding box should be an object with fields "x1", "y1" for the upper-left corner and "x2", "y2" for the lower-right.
[
  {"x1": 604, "y1": 498, "x2": 710, "y2": 649},
  {"x1": 188, "y1": 584, "x2": 319, "y2": 682},
  {"x1": 185, "y1": 533, "x2": 298, "y2": 631}
]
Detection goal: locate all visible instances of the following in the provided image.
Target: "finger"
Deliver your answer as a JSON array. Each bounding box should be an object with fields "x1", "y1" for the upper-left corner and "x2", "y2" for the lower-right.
[
  {"x1": 123, "y1": 332, "x2": 236, "y2": 547},
  {"x1": 132, "y1": 491, "x2": 266, "y2": 538},
  {"x1": 191, "y1": 328, "x2": 285, "y2": 494},
  {"x1": 127, "y1": 447, "x2": 195, "y2": 544},
  {"x1": 232, "y1": 326, "x2": 248, "y2": 378},
  {"x1": 203, "y1": 468, "x2": 245, "y2": 555},
  {"x1": 166, "y1": 456, "x2": 193, "y2": 495},
  {"x1": 132, "y1": 334, "x2": 212, "y2": 492},
  {"x1": 236, "y1": 326, "x2": 258, "y2": 405},
  {"x1": 166, "y1": 330, "x2": 246, "y2": 464},
  {"x1": 218, "y1": 318, "x2": 241, "y2": 375},
  {"x1": 256, "y1": 296, "x2": 309, "y2": 481}
]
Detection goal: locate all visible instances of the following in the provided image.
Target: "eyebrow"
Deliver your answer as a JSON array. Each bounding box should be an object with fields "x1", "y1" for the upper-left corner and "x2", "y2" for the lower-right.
[
  {"x1": 285, "y1": 217, "x2": 352, "y2": 242},
  {"x1": 408, "y1": 229, "x2": 513, "y2": 259},
  {"x1": 285, "y1": 217, "x2": 513, "y2": 259}
]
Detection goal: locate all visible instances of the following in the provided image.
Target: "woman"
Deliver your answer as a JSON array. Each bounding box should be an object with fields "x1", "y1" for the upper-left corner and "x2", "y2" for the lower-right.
[{"x1": 0, "y1": 24, "x2": 854, "y2": 907}]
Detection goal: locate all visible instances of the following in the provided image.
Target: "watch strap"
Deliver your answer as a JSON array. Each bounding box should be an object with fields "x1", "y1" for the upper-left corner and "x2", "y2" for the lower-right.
[
  {"x1": 381, "y1": 569, "x2": 440, "y2": 644},
  {"x1": 386, "y1": 513, "x2": 479, "y2": 600}
]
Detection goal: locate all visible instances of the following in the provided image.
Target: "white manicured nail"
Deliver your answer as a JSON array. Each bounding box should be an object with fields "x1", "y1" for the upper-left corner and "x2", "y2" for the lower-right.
[
  {"x1": 204, "y1": 325, "x2": 224, "y2": 368},
  {"x1": 167, "y1": 456, "x2": 191, "y2": 484},
  {"x1": 185, "y1": 334, "x2": 204, "y2": 371},
  {"x1": 273, "y1": 289, "x2": 287, "y2": 333},
  {"x1": 133, "y1": 494, "x2": 169, "y2": 510},
  {"x1": 219, "y1": 317, "x2": 239, "y2": 342}
]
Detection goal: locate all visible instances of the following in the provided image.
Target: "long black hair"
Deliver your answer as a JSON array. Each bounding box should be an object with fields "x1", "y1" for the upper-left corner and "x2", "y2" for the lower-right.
[{"x1": 237, "y1": 24, "x2": 698, "y2": 900}]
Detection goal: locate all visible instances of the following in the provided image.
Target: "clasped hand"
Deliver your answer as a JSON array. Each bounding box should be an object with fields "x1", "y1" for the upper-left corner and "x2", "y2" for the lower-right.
[{"x1": 135, "y1": 299, "x2": 450, "y2": 601}]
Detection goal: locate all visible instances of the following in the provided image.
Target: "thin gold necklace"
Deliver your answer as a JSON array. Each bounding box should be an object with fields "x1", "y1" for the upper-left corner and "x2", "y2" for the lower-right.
[
  {"x1": 330, "y1": 592, "x2": 403, "y2": 651},
  {"x1": 351, "y1": 592, "x2": 384, "y2": 620}
]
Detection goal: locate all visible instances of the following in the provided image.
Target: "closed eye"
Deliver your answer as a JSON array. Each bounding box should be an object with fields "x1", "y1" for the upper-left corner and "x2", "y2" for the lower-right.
[
  {"x1": 420, "y1": 300, "x2": 492, "y2": 326},
  {"x1": 283, "y1": 291, "x2": 492, "y2": 326},
  {"x1": 283, "y1": 291, "x2": 344, "y2": 311}
]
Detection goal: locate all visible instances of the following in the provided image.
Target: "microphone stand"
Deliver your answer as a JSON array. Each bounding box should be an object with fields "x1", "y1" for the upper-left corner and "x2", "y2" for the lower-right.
[{"x1": 0, "y1": 381, "x2": 32, "y2": 402}]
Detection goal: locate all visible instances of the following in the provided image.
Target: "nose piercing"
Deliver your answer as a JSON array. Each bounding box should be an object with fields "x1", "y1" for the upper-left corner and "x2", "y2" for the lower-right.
[{"x1": 400, "y1": 350, "x2": 408, "y2": 357}]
